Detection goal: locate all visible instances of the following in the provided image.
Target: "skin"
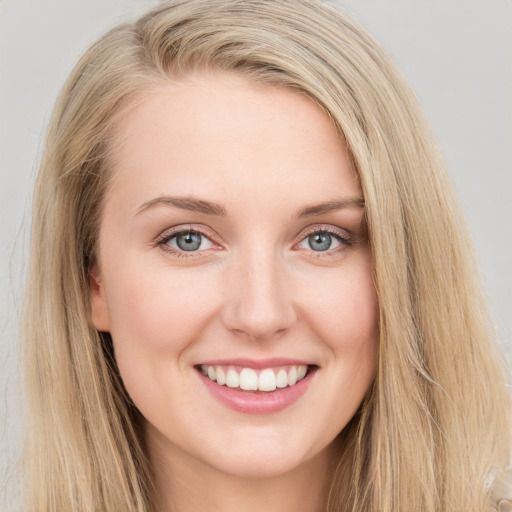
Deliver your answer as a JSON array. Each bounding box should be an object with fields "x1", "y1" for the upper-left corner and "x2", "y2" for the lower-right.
[{"x1": 90, "y1": 71, "x2": 379, "y2": 512}]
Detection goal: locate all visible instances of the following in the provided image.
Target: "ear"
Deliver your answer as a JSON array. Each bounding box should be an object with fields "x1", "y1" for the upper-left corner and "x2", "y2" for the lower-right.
[{"x1": 89, "y1": 264, "x2": 111, "y2": 332}]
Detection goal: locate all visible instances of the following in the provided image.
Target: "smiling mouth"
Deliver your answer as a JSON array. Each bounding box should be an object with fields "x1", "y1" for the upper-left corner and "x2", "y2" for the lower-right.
[{"x1": 195, "y1": 364, "x2": 318, "y2": 393}]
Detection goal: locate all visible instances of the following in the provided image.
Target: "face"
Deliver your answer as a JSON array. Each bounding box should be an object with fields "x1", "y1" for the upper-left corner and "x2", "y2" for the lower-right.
[{"x1": 90, "y1": 71, "x2": 378, "y2": 479}]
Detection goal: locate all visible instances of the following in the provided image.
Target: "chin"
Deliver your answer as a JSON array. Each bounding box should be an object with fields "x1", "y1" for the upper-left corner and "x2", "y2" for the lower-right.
[
  {"x1": 208, "y1": 452, "x2": 307, "y2": 479},
  {"x1": 197, "y1": 434, "x2": 324, "y2": 479}
]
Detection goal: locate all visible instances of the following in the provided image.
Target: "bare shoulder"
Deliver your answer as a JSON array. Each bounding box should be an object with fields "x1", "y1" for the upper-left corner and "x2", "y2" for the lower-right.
[{"x1": 490, "y1": 463, "x2": 512, "y2": 511}]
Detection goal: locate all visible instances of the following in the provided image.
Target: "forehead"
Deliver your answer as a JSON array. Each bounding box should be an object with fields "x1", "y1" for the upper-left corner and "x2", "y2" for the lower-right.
[{"x1": 105, "y1": 70, "x2": 360, "y2": 214}]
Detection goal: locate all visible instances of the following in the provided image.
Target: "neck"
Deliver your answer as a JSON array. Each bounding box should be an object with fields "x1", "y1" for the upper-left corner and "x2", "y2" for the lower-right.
[{"x1": 146, "y1": 424, "x2": 338, "y2": 512}]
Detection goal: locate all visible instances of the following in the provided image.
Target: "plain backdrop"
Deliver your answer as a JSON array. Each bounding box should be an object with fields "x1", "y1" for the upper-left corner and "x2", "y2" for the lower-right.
[{"x1": 1, "y1": 1, "x2": 511, "y2": 510}]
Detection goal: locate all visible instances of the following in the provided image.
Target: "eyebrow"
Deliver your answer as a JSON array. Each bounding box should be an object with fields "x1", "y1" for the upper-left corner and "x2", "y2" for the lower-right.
[
  {"x1": 297, "y1": 197, "x2": 365, "y2": 218},
  {"x1": 135, "y1": 195, "x2": 365, "y2": 218},
  {"x1": 136, "y1": 196, "x2": 227, "y2": 216}
]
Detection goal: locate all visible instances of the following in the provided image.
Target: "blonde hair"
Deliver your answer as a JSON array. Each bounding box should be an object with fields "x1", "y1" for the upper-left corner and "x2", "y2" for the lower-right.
[{"x1": 24, "y1": 0, "x2": 511, "y2": 511}]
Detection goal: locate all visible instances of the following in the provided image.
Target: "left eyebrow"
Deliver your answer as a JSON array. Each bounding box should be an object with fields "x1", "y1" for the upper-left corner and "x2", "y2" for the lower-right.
[
  {"x1": 297, "y1": 197, "x2": 365, "y2": 218},
  {"x1": 135, "y1": 196, "x2": 227, "y2": 216}
]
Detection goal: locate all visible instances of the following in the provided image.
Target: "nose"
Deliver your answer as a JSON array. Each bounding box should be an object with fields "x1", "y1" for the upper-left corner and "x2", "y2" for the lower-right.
[{"x1": 220, "y1": 248, "x2": 297, "y2": 341}]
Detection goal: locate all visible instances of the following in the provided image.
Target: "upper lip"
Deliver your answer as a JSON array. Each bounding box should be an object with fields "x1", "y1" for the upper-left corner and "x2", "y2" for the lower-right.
[{"x1": 196, "y1": 357, "x2": 316, "y2": 369}]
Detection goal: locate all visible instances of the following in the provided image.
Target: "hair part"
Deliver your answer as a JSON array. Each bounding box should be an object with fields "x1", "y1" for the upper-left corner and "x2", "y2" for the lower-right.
[{"x1": 24, "y1": 1, "x2": 511, "y2": 511}]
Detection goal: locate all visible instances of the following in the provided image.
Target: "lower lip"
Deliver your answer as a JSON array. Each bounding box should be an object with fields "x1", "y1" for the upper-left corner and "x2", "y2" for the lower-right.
[{"x1": 197, "y1": 369, "x2": 316, "y2": 414}]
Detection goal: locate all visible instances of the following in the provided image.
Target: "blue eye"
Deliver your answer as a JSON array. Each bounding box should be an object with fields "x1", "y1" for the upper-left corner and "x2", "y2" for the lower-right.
[
  {"x1": 307, "y1": 232, "x2": 334, "y2": 251},
  {"x1": 175, "y1": 232, "x2": 203, "y2": 251},
  {"x1": 297, "y1": 229, "x2": 349, "y2": 253},
  {"x1": 160, "y1": 230, "x2": 215, "y2": 253},
  {"x1": 157, "y1": 226, "x2": 351, "y2": 258}
]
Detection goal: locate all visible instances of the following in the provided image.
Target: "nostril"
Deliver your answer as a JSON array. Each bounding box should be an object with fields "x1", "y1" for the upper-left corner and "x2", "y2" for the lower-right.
[{"x1": 219, "y1": 277, "x2": 297, "y2": 340}]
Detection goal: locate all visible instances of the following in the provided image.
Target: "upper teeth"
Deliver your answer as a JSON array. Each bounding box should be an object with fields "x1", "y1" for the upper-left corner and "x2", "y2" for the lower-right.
[{"x1": 200, "y1": 364, "x2": 308, "y2": 392}]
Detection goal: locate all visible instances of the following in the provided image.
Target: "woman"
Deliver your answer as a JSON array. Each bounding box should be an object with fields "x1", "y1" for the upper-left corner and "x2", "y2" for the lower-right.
[{"x1": 23, "y1": 0, "x2": 511, "y2": 510}]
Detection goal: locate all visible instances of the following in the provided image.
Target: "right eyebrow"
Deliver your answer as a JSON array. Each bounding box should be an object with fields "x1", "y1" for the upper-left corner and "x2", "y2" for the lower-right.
[
  {"x1": 297, "y1": 197, "x2": 365, "y2": 218},
  {"x1": 135, "y1": 196, "x2": 227, "y2": 217}
]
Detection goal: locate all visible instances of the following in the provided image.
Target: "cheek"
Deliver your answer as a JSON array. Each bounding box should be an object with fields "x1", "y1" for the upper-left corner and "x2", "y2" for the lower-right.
[
  {"x1": 103, "y1": 264, "x2": 221, "y2": 406},
  {"x1": 107, "y1": 264, "x2": 219, "y2": 351},
  {"x1": 105, "y1": 265, "x2": 222, "y2": 417},
  {"x1": 304, "y1": 262, "x2": 379, "y2": 351},
  {"x1": 300, "y1": 258, "x2": 379, "y2": 406}
]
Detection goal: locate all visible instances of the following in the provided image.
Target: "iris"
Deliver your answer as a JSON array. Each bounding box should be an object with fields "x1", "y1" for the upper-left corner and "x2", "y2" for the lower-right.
[
  {"x1": 308, "y1": 233, "x2": 332, "y2": 251},
  {"x1": 176, "y1": 232, "x2": 202, "y2": 251}
]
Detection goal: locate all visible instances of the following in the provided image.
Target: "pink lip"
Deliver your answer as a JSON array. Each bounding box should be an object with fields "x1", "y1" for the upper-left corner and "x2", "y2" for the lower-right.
[
  {"x1": 196, "y1": 365, "x2": 317, "y2": 415},
  {"x1": 197, "y1": 357, "x2": 313, "y2": 369}
]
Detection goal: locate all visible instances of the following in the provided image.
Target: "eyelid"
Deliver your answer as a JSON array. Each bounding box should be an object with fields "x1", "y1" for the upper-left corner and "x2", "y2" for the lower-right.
[
  {"x1": 155, "y1": 225, "x2": 221, "y2": 257},
  {"x1": 293, "y1": 225, "x2": 353, "y2": 256},
  {"x1": 154, "y1": 223, "x2": 353, "y2": 259},
  {"x1": 155, "y1": 225, "x2": 216, "y2": 243}
]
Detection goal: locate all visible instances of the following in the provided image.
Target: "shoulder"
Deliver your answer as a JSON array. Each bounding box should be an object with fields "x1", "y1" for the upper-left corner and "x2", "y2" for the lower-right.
[
  {"x1": 489, "y1": 464, "x2": 512, "y2": 511},
  {"x1": 497, "y1": 500, "x2": 512, "y2": 512}
]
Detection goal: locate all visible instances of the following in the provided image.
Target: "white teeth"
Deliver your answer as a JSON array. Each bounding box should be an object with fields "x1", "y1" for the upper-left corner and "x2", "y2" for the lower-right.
[
  {"x1": 258, "y1": 368, "x2": 277, "y2": 391},
  {"x1": 216, "y1": 366, "x2": 226, "y2": 385},
  {"x1": 207, "y1": 366, "x2": 216, "y2": 381},
  {"x1": 288, "y1": 366, "x2": 298, "y2": 386},
  {"x1": 225, "y1": 368, "x2": 239, "y2": 388},
  {"x1": 201, "y1": 364, "x2": 310, "y2": 391},
  {"x1": 239, "y1": 368, "x2": 258, "y2": 390},
  {"x1": 276, "y1": 369, "x2": 288, "y2": 388}
]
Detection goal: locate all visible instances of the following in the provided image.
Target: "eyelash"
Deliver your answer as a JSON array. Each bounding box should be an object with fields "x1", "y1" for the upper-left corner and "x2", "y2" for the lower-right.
[
  {"x1": 155, "y1": 225, "x2": 353, "y2": 259},
  {"x1": 155, "y1": 226, "x2": 216, "y2": 259},
  {"x1": 299, "y1": 227, "x2": 353, "y2": 256}
]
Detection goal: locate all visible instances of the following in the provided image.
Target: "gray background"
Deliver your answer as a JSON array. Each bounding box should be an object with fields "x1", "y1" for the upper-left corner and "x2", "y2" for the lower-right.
[{"x1": 1, "y1": 1, "x2": 511, "y2": 510}]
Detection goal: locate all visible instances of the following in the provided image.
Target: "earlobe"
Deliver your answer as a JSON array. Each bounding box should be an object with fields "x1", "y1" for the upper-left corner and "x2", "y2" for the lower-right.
[{"x1": 89, "y1": 264, "x2": 111, "y2": 332}]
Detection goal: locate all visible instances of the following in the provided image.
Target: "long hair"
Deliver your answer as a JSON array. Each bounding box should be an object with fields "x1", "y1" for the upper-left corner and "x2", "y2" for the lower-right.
[{"x1": 24, "y1": 1, "x2": 511, "y2": 510}]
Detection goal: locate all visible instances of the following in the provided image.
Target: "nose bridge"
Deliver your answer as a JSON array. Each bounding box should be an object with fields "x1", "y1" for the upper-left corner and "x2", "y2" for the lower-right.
[{"x1": 221, "y1": 243, "x2": 296, "y2": 340}]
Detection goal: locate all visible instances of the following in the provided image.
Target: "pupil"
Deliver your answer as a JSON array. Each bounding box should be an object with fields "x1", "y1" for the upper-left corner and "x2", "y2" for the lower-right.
[
  {"x1": 309, "y1": 233, "x2": 331, "y2": 251},
  {"x1": 176, "y1": 232, "x2": 202, "y2": 251}
]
